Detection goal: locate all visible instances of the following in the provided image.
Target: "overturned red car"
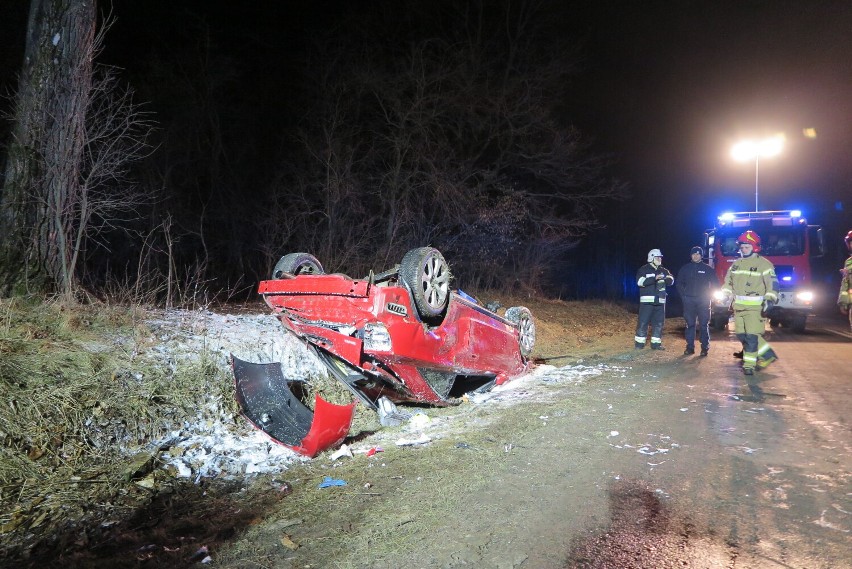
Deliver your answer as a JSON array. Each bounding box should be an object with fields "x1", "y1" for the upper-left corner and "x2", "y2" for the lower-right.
[{"x1": 233, "y1": 247, "x2": 535, "y2": 456}]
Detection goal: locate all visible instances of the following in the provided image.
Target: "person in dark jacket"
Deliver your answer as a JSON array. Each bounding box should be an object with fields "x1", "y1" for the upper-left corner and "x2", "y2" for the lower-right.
[
  {"x1": 635, "y1": 249, "x2": 674, "y2": 350},
  {"x1": 676, "y1": 246, "x2": 719, "y2": 356}
]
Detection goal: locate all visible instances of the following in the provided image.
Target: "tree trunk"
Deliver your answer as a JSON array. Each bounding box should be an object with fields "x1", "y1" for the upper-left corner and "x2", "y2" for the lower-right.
[{"x1": 0, "y1": 0, "x2": 96, "y2": 297}]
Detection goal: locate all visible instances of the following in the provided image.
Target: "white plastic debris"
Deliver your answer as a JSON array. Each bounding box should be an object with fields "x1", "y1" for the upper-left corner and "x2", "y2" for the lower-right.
[
  {"x1": 330, "y1": 444, "x2": 353, "y2": 461},
  {"x1": 608, "y1": 430, "x2": 619, "y2": 438},
  {"x1": 395, "y1": 433, "x2": 432, "y2": 446}
]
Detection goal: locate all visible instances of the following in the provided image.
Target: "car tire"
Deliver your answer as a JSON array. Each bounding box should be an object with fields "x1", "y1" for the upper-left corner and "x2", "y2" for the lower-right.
[
  {"x1": 399, "y1": 247, "x2": 451, "y2": 323},
  {"x1": 790, "y1": 314, "x2": 807, "y2": 333},
  {"x1": 272, "y1": 253, "x2": 324, "y2": 279},
  {"x1": 505, "y1": 306, "x2": 536, "y2": 358}
]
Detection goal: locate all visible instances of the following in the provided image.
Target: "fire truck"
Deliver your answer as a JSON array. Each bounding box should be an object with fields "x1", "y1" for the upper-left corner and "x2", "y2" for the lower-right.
[{"x1": 704, "y1": 210, "x2": 825, "y2": 333}]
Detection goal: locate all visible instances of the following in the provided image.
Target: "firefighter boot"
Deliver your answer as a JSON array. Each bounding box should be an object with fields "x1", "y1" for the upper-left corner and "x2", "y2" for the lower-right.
[
  {"x1": 733, "y1": 350, "x2": 743, "y2": 359},
  {"x1": 634, "y1": 342, "x2": 644, "y2": 350},
  {"x1": 743, "y1": 367, "x2": 755, "y2": 376},
  {"x1": 700, "y1": 347, "x2": 709, "y2": 357},
  {"x1": 651, "y1": 343, "x2": 665, "y2": 351},
  {"x1": 757, "y1": 349, "x2": 779, "y2": 370},
  {"x1": 683, "y1": 347, "x2": 695, "y2": 356}
]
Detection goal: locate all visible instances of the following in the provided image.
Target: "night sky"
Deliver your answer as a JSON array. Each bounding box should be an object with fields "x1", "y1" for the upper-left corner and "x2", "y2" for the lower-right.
[
  {"x1": 2, "y1": 0, "x2": 851, "y2": 287},
  {"x1": 571, "y1": 1, "x2": 852, "y2": 251}
]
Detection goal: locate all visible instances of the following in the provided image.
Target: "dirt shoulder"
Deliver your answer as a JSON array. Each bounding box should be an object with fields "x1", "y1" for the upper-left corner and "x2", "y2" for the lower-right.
[{"x1": 501, "y1": 295, "x2": 642, "y2": 360}]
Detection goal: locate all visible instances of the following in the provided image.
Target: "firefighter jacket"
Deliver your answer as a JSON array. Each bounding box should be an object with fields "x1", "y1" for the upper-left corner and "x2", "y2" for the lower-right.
[
  {"x1": 676, "y1": 261, "x2": 719, "y2": 304},
  {"x1": 839, "y1": 256, "x2": 852, "y2": 308},
  {"x1": 721, "y1": 253, "x2": 779, "y2": 312},
  {"x1": 637, "y1": 263, "x2": 674, "y2": 305}
]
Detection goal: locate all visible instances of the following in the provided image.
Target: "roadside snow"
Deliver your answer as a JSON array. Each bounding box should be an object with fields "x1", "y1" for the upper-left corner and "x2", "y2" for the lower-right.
[
  {"x1": 139, "y1": 309, "x2": 626, "y2": 482},
  {"x1": 140, "y1": 309, "x2": 327, "y2": 480}
]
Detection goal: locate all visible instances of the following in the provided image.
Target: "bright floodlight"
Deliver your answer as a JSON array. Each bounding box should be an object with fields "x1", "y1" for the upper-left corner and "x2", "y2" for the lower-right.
[
  {"x1": 731, "y1": 135, "x2": 784, "y2": 161},
  {"x1": 731, "y1": 140, "x2": 757, "y2": 162},
  {"x1": 730, "y1": 134, "x2": 785, "y2": 211}
]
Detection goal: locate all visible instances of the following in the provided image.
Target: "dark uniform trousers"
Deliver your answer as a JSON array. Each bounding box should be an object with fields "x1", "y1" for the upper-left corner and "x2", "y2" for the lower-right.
[
  {"x1": 681, "y1": 296, "x2": 710, "y2": 350},
  {"x1": 636, "y1": 303, "x2": 665, "y2": 345}
]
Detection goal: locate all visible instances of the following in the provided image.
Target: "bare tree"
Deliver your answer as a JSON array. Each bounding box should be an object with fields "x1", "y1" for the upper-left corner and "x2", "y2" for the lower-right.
[
  {"x1": 64, "y1": 68, "x2": 154, "y2": 291},
  {"x1": 0, "y1": 1, "x2": 153, "y2": 298},
  {"x1": 0, "y1": 0, "x2": 96, "y2": 296}
]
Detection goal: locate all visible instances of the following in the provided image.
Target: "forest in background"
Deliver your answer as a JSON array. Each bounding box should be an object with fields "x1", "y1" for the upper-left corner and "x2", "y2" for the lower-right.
[{"x1": 0, "y1": 0, "x2": 629, "y2": 304}]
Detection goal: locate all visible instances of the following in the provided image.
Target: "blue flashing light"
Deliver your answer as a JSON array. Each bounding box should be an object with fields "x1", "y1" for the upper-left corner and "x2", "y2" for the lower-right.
[
  {"x1": 790, "y1": 210, "x2": 801, "y2": 218},
  {"x1": 781, "y1": 276, "x2": 792, "y2": 282},
  {"x1": 718, "y1": 212, "x2": 735, "y2": 222}
]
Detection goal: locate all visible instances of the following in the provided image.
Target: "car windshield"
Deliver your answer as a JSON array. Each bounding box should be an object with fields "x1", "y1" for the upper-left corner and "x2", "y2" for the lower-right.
[{"x1": 718, "y1": 228, "x2": 805, "y2": 257}]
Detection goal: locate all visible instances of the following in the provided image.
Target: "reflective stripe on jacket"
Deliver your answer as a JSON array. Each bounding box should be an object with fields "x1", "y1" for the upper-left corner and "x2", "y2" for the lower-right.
[
  {"x1": 721, "y1": 254, "x2": 779, "y2": 311},
  {"x1": 636, "y1": 262, "x2": 674, "y2": 305},
  {"x1": 838, "y1": 256, "x2": 852, "y2": 306}
]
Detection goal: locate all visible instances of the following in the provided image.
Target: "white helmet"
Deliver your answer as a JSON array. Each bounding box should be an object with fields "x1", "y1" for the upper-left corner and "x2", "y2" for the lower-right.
[{"x1": 647, "y1": 249, "x2": 663, "y2": 263}]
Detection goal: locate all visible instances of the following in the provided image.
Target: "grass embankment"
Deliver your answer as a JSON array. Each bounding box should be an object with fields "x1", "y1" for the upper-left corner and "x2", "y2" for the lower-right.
[{"x1": 0, "y1": 298, "x2": 228, "y2": 549}]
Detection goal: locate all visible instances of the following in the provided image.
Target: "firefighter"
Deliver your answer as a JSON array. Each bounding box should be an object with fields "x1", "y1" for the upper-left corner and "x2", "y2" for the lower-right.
[
  {"x1": 676, "y1": 246, "x2": 719, "y2": 356},
  {"x1": 837, "y1": 230, "x2": 852, "y2": 315},
  {"x1": 635, "y1": 249, "x2": 674, "y2": 350},
  {"x1": 720, "y1": 230, "x2": 780, "y2": 375}
]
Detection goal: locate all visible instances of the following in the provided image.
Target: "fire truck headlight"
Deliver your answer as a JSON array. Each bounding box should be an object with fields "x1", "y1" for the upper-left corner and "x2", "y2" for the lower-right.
[
  {"x1": 713, "y1": 290, "x2": 725, "y2": 301},
  {"x1": 796, "y1": 291, "x2": 814, "y2": 302},
  {"x1": 363, "y1": 322, "x2": 392, "y2": 352}
]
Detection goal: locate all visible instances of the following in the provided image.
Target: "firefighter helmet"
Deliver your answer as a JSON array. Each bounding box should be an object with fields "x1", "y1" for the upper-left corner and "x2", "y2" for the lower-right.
[
  {"x1": 737, "y1": 230, "x2": 761, "y2": 252},
  {"x1": 647, "y1": 249, "x2": 663, "y2": 263},
  {"x1": 845, "y1": 230, "x2": 852, "y2": 252}
]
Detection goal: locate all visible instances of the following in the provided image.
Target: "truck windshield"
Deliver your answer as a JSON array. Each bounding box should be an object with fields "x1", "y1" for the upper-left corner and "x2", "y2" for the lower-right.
[{"x1": 718, "y1": 227, "x2": 805, "y2": 257}]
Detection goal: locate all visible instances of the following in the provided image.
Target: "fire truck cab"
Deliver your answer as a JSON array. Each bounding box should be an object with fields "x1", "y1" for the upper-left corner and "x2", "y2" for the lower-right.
[{"x1": 704, "y1": 210, "x2": 824, "y2": 333}]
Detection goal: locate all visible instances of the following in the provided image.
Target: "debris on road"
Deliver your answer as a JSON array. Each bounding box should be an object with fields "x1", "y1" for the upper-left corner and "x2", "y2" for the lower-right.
[
  {"x1": 318, "y1": 476, "x2": 347, "y2": 488},
  {"x1": 395, "y1": 434, "x2": 432, "y2": 447}
]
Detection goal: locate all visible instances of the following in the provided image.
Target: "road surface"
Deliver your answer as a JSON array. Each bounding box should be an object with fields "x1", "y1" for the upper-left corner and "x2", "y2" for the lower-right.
[{"x1": 559, "y1": 314, "x2": 851, "y2": 568}]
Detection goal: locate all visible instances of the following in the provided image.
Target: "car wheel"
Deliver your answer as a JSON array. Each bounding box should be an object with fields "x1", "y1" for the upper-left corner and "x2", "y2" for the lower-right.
[
  {"x1": 769, "y1": 318, "x2": 780, "y2": 328},
  {"x1": 505, "y1": 306, "x2": 535, "y2": 358},
  {"x1": 399, "y1": 247, "x2": 451, "y2": 322},
  {"x1": 272, "y1": 253, "x2": 325, "y2": 279},
  {"x1": 790, "y1": 315, "x2": 807, "y2": 333}
]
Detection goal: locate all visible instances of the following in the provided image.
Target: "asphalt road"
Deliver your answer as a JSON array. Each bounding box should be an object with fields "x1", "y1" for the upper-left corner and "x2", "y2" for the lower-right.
[{"x1": 565, "y1": 314, "x2": 852, "y2": 568}]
